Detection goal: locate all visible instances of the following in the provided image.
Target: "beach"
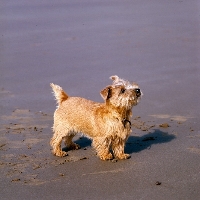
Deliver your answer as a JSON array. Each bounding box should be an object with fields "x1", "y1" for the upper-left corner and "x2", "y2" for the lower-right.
[{"x1": 0, "y1": 0, "x2": 200, "y2": 199}]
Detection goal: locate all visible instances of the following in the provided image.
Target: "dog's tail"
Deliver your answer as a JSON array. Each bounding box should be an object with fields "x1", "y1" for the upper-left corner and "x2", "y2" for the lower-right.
[{"x1": 50, "y1": 83, "x2": 68, "y2": 105}]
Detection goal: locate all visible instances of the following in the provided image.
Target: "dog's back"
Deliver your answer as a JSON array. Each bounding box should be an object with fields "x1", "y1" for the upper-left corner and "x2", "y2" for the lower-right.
[{"x1": 51, "y1": 84, "x2": 100, "y2": 136}]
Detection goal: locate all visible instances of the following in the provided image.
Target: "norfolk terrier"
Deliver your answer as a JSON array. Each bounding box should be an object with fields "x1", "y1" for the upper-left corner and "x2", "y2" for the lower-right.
[{"x1": 50, "y1": 75, "x2": 142, "y2": 160}]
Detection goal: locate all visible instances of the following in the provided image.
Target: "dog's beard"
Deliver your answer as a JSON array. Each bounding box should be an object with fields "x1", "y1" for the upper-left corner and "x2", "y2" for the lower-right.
[{"x1": 110, "y1": 94, "x2": 137, "y2": 109}]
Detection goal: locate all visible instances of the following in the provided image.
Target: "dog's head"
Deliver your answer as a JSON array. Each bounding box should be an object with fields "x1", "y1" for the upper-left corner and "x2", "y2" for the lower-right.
[
  {"x1": 100, "y1": 76, "x2": 142, "y2": 109},
  {"x1": 110, "y1": 75, "x2": 142, "y2": 101},
  {"x1": 100, "y1": 85, "x2": 141, "y2": 109}
]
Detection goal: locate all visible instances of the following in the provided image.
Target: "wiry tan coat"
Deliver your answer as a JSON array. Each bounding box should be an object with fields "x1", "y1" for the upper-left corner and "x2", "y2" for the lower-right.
[{"x1": 50, "y1": 76, "x2": 142, "y2": 160}]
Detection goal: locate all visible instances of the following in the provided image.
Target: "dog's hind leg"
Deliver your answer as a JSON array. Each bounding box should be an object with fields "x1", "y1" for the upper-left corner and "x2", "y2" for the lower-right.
[
  {"x1": 50, "y1": 132, "x2": 68, "y2": 157},
  {"x1": 64, "y1": 134, "x2": 80, "y2": 150}
]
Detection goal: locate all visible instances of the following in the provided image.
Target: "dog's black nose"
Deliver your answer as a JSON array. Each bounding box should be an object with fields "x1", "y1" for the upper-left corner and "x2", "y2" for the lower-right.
[
  {"x1": 135, "y1": 88, "x2": 141, "y2": 97},
  {"x1": 135, "y1": 88, "x2": 140, "y2": 94}
]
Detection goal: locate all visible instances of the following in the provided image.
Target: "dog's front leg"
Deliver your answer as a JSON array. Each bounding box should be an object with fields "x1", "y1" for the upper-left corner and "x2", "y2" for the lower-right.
[
  {"x1": 112, "y1": 137, "x2": 131, "y2": 160},
  {"x1": 92, "y1": 137, "x2": 113, "y2": 160}
]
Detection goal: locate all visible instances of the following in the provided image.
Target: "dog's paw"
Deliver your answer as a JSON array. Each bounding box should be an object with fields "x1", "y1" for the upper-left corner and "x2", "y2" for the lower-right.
[
  {"x1": 117, "y1": 153, "x2": 131, "y2": 160},
  {"x1": 54, "y1": 150, "x2": 68, "y2": 157},
  {"x1": 100, "y1": 153, "x2": 113, "y2": 161}
]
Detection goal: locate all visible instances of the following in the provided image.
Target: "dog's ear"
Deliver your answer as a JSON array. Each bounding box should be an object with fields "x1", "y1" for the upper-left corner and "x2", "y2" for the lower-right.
[{"x1": 100, "y1": 86, "x2": 112, "y2": 100}]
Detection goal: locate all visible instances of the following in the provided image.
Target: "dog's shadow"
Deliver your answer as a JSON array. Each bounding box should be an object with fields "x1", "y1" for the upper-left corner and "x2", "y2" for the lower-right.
[
  {"x1": 73, "y1": 129, "x2": 175, "y2": 154},
  {"x1": 125, "y1": 129, "x2": 176, "y2": 154}
]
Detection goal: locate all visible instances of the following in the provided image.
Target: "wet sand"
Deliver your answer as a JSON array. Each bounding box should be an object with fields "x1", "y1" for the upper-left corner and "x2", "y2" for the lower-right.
[{"x1": 0, "y1": 0, "x2": 200, "y2": 199}]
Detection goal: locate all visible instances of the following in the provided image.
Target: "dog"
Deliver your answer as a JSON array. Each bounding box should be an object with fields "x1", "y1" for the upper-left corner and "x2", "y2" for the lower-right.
[{"x1": 50, "y1": 75, "x2": 142, "y2": 160}]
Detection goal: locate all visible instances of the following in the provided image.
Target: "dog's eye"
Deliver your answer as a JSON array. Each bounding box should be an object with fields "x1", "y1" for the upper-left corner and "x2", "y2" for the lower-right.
[{"x1": 121, "y1": 88, "x2": 126, "y2": 94}]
